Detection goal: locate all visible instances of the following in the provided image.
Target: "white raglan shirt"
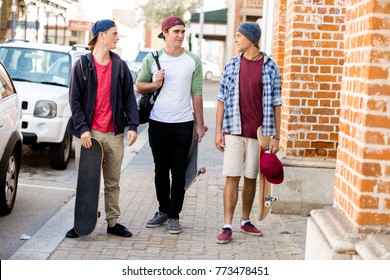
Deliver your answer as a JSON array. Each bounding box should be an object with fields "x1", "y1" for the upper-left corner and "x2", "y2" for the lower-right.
[{"x1": 136, "y1": 49, "x2": 203, "y2": 123}]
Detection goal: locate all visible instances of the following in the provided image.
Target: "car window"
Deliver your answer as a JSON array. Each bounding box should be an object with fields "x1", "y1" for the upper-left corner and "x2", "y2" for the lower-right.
[
  {"x1": 0, "y1": 47, "x2": 71, "y2": 86},
  {"x1": 0, "y1": 63, "x2": 15, "y2": 99},
  {"x1": 135, "y1": 51, "x2": 148, "y2": 63},
  {"x1": 46, "y1": 56, "x2": 71, "y2": 85}
]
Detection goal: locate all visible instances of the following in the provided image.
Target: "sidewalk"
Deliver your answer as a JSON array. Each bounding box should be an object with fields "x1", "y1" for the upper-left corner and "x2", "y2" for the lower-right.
[{"x1": 10, "y1": 80, "x2": 308, "y2": 260}]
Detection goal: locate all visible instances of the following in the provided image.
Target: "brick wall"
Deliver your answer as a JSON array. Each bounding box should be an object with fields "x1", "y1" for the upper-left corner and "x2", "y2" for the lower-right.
[
  {"x1": 278, "y1": 0, "x2": 345, "y2": 158},
  {"x1": 273, "y1": 0, "x2": 287, "y2": 76},
  {"x1": 235, "y1": 0, "x2": 244, "y2": 32},
  {"x1": 334, "y1": 0, "x2": 390, "y2": 232}
]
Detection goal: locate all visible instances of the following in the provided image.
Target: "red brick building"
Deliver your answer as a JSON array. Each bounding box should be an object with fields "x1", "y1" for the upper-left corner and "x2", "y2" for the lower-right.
[{"x1": 271, "y1": 0, "x2": 390, "y2": 259}]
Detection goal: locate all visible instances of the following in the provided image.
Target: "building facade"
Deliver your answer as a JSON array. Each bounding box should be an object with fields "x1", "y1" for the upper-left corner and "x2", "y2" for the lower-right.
[
  {"x1": 271, "y1": 0, "x2": 390, "y2": 259},
  {"x1": 0, "y1": 0, "x2": 73, "y2": 44}
]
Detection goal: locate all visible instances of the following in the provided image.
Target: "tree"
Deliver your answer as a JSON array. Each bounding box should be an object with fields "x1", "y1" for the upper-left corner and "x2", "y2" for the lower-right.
[{"x1": 138, "y1": 0, "x2": 200, "y2": 28}]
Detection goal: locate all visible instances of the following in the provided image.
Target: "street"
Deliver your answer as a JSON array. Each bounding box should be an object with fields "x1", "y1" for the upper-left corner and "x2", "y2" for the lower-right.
[{"x1": 0, "y1": 144, "x2": 78, "y2": 259}]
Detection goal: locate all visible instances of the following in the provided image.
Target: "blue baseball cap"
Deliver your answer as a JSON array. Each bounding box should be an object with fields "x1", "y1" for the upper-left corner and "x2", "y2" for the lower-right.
[{"x1": 88, "y1": 19, "x2": 116, "y2": 46}]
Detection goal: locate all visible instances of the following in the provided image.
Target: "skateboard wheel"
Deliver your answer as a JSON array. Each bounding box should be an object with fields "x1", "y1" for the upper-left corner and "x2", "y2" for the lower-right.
[
  {"x1": 265, "y1": 201, "x2": 271, "y2": 208},
  {"x1": 274, "y1": 196, "x2": 279, "y2": 202}
]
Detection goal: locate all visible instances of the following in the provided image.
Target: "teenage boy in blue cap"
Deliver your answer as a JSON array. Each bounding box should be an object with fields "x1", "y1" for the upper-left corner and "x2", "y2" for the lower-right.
[
  {"x1": 66, "y1": 19, "x2": 139, "y2": 238},
  {"x1": 214, "y1": 22, "x2": 282, "y2": 244}
]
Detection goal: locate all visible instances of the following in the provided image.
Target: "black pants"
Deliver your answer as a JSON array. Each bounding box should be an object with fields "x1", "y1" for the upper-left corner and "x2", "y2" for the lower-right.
[{"x1": 148, "y1": 120, "x2": 193, "y2": 219}]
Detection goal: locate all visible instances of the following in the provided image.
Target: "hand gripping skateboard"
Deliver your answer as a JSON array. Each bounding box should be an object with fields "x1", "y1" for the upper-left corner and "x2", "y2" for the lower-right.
[
  {"x1": 184, "y1": 122, "x2": 207, "y2": 190},
  {"x1": 257, "y1": 127, "x2": 279, "y2": 221},
  {"x1": 74, "y1": 137, "x2": 103, "y2": 236}
]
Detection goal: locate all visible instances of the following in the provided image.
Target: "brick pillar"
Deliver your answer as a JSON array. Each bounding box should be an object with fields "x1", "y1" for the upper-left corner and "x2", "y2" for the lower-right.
[
  {"x1": 270, "y1": 0, "x2": 346, "y2": 215},
  {"x1": 334, "y1": 0, "x2": 390, "y2": 233},
  {"x1": 272, "y1": 0, "x2": 287, "y2": 76},
  {"x1": 281, "y1": 0, "x2": 345, "y2": 158}
]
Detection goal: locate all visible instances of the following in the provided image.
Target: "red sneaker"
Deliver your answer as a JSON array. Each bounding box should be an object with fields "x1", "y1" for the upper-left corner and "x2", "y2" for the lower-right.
[
  {"x1": 216, "y1": 228, "x2": 232, "y2": 244},
  {"x1": 240, "y1": 222, "x2": 263, "y2": 236}
]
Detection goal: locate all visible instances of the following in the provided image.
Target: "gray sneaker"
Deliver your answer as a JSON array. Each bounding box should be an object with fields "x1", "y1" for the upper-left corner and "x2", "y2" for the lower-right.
[
  {"x1": 167, "y1": 218, "x2": 182, "y2": 234},
  {"x1": 146, "y1": 212, "x2": 168, "y2": 228}
]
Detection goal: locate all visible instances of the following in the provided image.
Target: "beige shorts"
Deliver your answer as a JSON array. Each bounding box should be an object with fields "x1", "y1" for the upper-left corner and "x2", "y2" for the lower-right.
[{"x1": 222, "y1": 135, "x2": 259, "y2": 179}]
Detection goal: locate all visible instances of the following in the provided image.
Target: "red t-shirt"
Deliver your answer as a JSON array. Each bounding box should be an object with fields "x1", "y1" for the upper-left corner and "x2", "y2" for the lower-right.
[
  {"x1": 91, "y1": 58, "x2": 114, "y2": 133},
  {"x1": 239, "y1": 55, "x2": 264, "y2": 139}
]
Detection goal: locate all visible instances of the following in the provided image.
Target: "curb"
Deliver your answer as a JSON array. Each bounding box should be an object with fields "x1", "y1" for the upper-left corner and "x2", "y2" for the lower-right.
[{"x1": 9, "y1": 127, "x2": 149, "y2": 260}]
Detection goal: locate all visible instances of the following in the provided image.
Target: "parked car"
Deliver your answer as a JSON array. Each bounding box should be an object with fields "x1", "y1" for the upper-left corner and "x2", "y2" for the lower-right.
[
  {"x1": 0, "y1": 60, "x2": 22, "y2": 215},
  {"x1": 127, "y1": 48, "x2": 155, "y2": 71},
  {"x1": 0, "y1": 41, "x2": 90, "y2": 170},
  {"x1": 202, "y1": 59, "x2": 221, "y2": 80}
]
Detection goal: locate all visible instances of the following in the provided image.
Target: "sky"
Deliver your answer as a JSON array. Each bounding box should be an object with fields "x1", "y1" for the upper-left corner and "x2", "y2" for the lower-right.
[{"x1": 83, "y1": 0, "x2": 227, "y2": 20}]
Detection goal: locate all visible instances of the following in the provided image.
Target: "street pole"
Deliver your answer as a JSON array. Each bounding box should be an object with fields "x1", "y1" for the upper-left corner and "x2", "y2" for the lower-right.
[
  {"x1": 45, "y1": 9, "x2": 49, "y2": 43},
  {"x1": 0, "y1": 1, "x2": 3, "y2": 40},
  {"x1": 36, "y1": 1, "x2": 40, "y2": 42},
  {"x1": 225, "y1": 0, "x2": 236, "y2": 64},
  {"x1": 183, "y1": 10, "x2": 191, "y2": 51},
  {"x1": 198, "y1": 0, "x2": 204, "y2": 59},
  {"x1": 24, "y1": 8, "x2": 28, "y2": 40},
  {"x1": 55, "y1": 13, "x2": 58, "y2": 44},
  {"x1": 11, "y1": 0, "x2": 16, "y2": 39},
  {"x1": 62, "y1": 14, "x2": 66, "y2": 45}
]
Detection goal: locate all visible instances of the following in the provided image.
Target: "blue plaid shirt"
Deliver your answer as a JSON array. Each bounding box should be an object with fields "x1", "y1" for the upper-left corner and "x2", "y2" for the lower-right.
[{"x1": 218, "y1": 52, "x2": 282, "y2": 136}]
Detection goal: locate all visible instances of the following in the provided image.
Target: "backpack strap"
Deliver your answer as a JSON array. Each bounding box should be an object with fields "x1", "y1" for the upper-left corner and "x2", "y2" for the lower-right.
[
  {"x1": 80, "y1": 54, "x2": 124, "y2": 88},
  {"x1": 151, "y1": 50, "x2": 163, "y2": 101},
  {"x1": 80, "y1": 54, "x2": 89, "y2": 82},
  {"x1": 151, "y1": 51, "x2": 161, "y2": 70},
  {"x1": 119, "y1": 59, "x2": 124, "y2": 86}
]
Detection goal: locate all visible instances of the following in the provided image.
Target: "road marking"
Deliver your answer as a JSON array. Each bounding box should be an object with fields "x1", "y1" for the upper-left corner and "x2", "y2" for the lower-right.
[{"x1": 18, "y1": 183, "x2": 75, "y2": 192}]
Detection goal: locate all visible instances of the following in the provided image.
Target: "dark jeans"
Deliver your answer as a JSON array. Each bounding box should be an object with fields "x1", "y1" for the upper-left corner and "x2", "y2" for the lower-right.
[{"x1": 148, "y1": 119, "x2": 194, "y2": 219}]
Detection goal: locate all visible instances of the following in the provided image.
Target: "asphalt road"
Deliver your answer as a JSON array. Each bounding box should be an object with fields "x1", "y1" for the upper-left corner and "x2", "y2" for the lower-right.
[{"x1": 0, "y1": 144, "x2": 78, "y2": 260}]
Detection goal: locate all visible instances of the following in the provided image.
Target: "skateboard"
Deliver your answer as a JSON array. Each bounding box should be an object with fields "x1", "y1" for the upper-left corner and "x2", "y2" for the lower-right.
[
  {"x1": 184, "y1": 122, "x2": 207, "y2": 190},
  {"x1": 74, "y1": 137, "x2": 103, "y2": 236},
  {"x1": 257, "y1": 127, "x2": 279, "y2": 221}
]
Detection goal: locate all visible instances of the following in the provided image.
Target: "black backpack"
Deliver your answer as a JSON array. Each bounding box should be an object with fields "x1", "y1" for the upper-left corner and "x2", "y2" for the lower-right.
[{"x1": 138, "y1": 51, "x2": 163, "y2": 124}]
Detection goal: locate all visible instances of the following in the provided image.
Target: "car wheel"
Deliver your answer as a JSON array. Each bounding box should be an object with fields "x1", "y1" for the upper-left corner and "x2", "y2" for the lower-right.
[
  {"x1": 50, "y1": 130, "x2": 72, "y2": 170},
  {"x1": 205, "y1": 71, "x2": 213, "y2": 80},
  {"x1": 0, "y1": 149, "x2": 20, "y2": 215}
]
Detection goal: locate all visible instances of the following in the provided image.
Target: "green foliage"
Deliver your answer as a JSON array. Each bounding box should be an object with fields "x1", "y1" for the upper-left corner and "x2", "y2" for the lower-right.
[{"x1": 138, "y1": 0, "x2": 201, "y2": 28}]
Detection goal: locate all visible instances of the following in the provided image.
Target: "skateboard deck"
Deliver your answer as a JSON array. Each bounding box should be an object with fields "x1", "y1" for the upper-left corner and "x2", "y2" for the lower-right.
[
  {"x1": 184, "y1": 122, "x2": 206, "y2": 190},
  {"x1": 74, "y1": 137, "x2": 103, "y2": 236},
  {"x1": 257, "y1": 127, "x2": 278, "y2": 221}
]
